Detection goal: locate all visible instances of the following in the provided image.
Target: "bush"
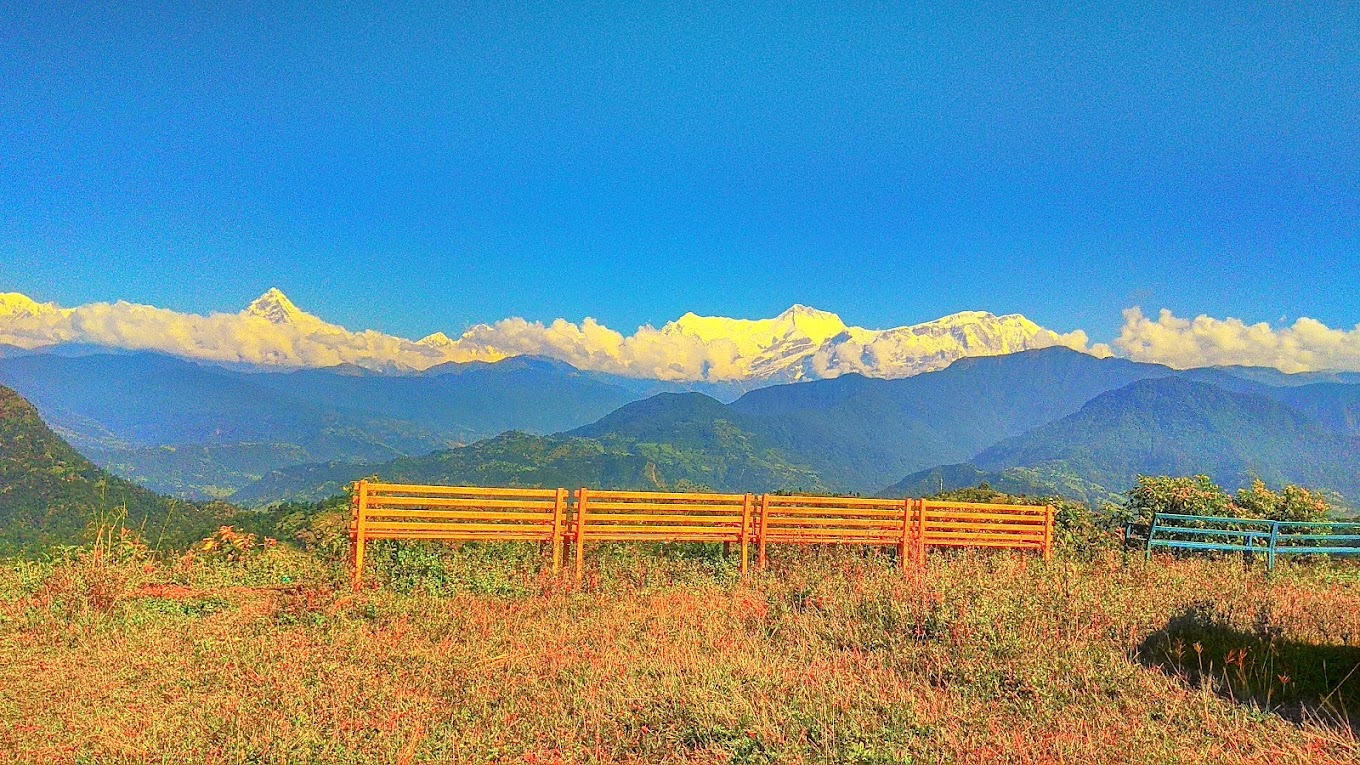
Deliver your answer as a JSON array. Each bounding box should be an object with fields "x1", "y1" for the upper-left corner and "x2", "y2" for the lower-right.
[
  {"x1": 1233, "y1": 480, "x2": 1330, "y2": 522},
  {"x1": 1127, "y1": 475, "x2": 1331, "y2": 524},
  {"x1": 191, "y1": 526, "x2": 276, "y2": 564}
]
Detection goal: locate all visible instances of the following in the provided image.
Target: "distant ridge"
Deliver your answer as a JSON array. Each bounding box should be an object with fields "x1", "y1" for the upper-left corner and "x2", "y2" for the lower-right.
[
  {"x1": 887, "y1": 377, "x2": 1360, "y2": 506},
  {"x1": 234, "y1": 347, "x2": 1360, "y2": 508},
  {"x1": 0, "y1": 351, "x2": 643, "y2": 499}
]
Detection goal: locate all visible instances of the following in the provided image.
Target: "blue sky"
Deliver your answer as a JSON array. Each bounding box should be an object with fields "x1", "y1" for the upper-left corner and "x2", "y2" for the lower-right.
[{"x1": 2, "y1": 2, "x2": 1357, "y2": 341}]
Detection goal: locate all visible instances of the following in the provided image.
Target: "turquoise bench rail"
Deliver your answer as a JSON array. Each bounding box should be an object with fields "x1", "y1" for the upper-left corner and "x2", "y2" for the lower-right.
[{"x1": 1131, "y1": 512, "x2": 1360, "y2": 572}]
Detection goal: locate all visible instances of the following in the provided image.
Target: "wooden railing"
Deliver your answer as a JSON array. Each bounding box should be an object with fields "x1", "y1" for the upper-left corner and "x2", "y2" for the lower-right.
[
  {"x1": 757, "y1": 495, "x2": 915, "y2": 571},
  {"x1": 349, "y1": 481, "x2": 1055, "y2": 588},
  {"x1": 574, "y1": 489, "x2": 753, "y2": 579},
  {"x1": 350, "y1": 482, "x2": 568, "y2": 583},
  {"x1": 917, "y1": 500, "x2": 1053, "y2": 562}
]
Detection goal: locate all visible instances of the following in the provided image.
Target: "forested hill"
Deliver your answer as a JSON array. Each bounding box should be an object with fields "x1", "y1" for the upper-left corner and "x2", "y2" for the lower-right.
[
  {"x1": 233, "y1": 394, "x2": 830, "y2": 506},
  {"x1": 0, "y1": 384, "x2": 232, "y2": 554},
  {"x1": 887, "y1": 377, "x2": 1360, "y2": 506}
]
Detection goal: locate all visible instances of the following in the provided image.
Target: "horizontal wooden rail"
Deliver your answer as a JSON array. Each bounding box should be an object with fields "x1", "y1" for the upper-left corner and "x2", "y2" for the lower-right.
[
  {"x1": 756, "y1": 495, "x2": 914, "y2": 571},
  {"x1": 918, "y1": 500, "x2": 1054, "y2": 562},
  {"x1": 573, "y1": 488, "x2": 753, "y2": 580},
  {"x1": 351, "y1": 480, "x2": 567, "y2": 589}
]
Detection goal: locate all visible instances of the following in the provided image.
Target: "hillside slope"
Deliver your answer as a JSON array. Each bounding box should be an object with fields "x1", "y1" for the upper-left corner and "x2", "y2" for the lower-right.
[
  {"x1": 887, "y1": 378, "x2": 1360, "y2": 504},
  {"x1": 234, "y1": 394, "x2": 829, "y2": 506},
  {"x1": 0, "y1": 385, "x2": 230, "y2": 554},
  {"x1": 729, "y1": 347, "x2": 1178, "y2": 491},
  {"x1": 0, "y1": 352, "x2": 643, "y2": 498}
]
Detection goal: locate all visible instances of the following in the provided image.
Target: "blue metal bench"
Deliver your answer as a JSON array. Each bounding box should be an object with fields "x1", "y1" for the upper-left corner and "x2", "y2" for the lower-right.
[{"x1": 1132, "y1": 512, "x2": 1360, "y2": 571}]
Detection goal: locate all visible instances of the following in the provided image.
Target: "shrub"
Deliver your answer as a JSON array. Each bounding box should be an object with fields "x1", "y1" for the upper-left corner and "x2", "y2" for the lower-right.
[
  {"x1": 1126, "y1": 475, "x2": 1234, "y2": 523},
  {"x1": 1128, "y1": 475, "x2": 1332, "y2": 524},
  {"x1": 1233, "y1": 480, "x2": 1331, "y2": 522},
  {"x1": 191, "y1": 526, "x2": 275, "y2": 564}
]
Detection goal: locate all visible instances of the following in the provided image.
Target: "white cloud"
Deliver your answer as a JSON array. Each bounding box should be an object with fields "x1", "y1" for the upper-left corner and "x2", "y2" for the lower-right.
[
  {"x1": 1114, "y1": 308, "x2": 1360, "y2": 372},
  {"x1": 0, "y1": 289, "x2": 1108, "y2": 381}
]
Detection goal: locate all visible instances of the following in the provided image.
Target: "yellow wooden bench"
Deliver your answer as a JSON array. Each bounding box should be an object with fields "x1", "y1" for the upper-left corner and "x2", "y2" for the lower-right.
[{"x1": 350, "y1": 480, "x2": 568, "y2": 588}]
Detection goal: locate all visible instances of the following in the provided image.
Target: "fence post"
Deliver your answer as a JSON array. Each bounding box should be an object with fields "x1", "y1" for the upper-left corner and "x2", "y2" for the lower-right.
[
  {"x1": 915, "y1": 500, "x2": 927, "y2": 567},
  {"x1": 551, "y1": 487, "x2": 567, "y2": 576},
  {"x1": 352, "y1": 480, "x2": 369, "y2": 591},
  {"x1": 740, "y1": 494, "x2": 752, "y2": 577},
  {"x1": 757, "y1": 494, "x2": 770, "y2": 570},
  {"x1": 1267, "y1": 521, "x2": 1279, "y2": 573},
  {"x1": 1043, "y1": 505, "x2": 1054, "y2": 562},
  {"x1": 1145, "y1": 514, "x2": 1159, "y2": 562},
  {"x1": 898, "y1": 497, "x2": 912, "y2": 574},
  {"x1": 348, "y1": 484, "x2": 359, "y2": 565},
  {"x1": 574, "y1": 488, "x2": 589, "y2": 585}
]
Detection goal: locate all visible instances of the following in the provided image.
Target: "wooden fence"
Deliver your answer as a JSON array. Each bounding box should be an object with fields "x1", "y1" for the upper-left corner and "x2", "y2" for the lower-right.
[
  {"x1": 349, "y1": 480, "x2": 1054, "y2": 588},
  {"x1": 350, "y1": 482, "x2": 568, "y2": 582},
  {"x1": 573, "y1": 489, "x2": 754, "y2": 578}
]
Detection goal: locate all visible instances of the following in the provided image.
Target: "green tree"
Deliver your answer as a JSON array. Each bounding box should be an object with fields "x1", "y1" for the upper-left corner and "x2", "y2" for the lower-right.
[
  {"x1": 1126, "y1": 475, "x2": 1234, "y2": 524},
  {"x1": 1233, "y1": 479, "x2": 1330, "y2": 522}
]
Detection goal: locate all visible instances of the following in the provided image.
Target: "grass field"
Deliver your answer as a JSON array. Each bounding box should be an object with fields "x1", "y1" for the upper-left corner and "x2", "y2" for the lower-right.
[{"x1": 1, "y1": 535, "x2": 1358, "y2": 764}]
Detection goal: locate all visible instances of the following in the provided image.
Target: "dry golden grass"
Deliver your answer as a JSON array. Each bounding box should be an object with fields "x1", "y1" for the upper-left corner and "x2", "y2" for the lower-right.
[{"x1": 1, "y1": 542, "x2": 1358, "y2": 764}]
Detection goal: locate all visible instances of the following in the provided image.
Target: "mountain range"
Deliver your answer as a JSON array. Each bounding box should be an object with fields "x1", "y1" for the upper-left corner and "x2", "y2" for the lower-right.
[
  {"x1": 233, "y1": 348, "x2": 1360, "y2": 509},
  {"x1": 2, "y1": 299, "x2": 1358, "y2": 524},
  {"x1": 0, "y1": 289, "x2": 1099, "y2": 382},
  {"x1": 1, "y1": 339, "x2": 1358, "y2": 554},
  {"x1": 0, "y1": 291, "x2": 1117, "y2": 501},
  {"x1": 0, "y1": 351, "x2": 647, "y2": 498}
]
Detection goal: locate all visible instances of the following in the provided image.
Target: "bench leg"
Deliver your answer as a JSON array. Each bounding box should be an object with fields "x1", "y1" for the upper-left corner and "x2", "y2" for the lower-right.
[{"x1": 352, "y1": 536, "x2": 366, "y2": 592}]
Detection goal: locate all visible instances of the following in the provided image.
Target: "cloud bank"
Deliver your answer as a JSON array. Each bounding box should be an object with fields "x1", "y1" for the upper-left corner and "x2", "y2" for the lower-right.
[
  {"x1": 0, "y1": 289, "x2": 1105, "y2": 381},
  {"x1": 5, "y1": 291, "x2": 1357, "y2": 379},
  {"x1": 1114, "y1": 308, "x2": 1360, "y2": 373}
]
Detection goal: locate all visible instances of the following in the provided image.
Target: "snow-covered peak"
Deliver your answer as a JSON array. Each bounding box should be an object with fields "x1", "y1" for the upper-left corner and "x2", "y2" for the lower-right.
[
  {"x1": 0, "y1": 293, "x2": 60, "y2": 318},
  {"x1": 669, "y1": 305, "x2": 848, "y2": 346},
  {"x1": 0, "y1": 289, "x2": 1100, "y2": 381},
  {"x1": 242, "y1": 288, "x2": 311, "y2": 325},
  {"x1": 798, "y1": 310, "x2": 1084, "y2": 381},
  {"x1": 418, "y1": 331, "x2": 456, "y2": 347}
]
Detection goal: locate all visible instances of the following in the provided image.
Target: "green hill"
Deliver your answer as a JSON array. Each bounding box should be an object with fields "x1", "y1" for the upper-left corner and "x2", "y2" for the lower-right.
[
  {"x1": 883, "y1": 463, "x2": 1120, "y2": 506},
  {"x1": 730, "y1": 347, "x2": 1177, "y2": 491},
  {"x1": 0, "y1": 384, "x2": 233, "y2": 555},
  {"x1": 233, "y1": 394, "x2": 830, "y2": 506},
  {"x1": 887, "y1": 378, "x2": 1360, "y2": 505}
]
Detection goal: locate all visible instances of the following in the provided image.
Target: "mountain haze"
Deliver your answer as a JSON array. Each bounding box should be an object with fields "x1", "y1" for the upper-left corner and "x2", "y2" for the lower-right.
[
  {"x1": 234, "y1": 396, "x2": 829, "y2": 506},
  {"x1": 890, "y1": 377, "x2": 1360, "y2": 505},
  {"x1": 729, "y1": 347, "x2": 1178, "y2": 491},
  {"x1": 0, "y1": 351, "x2": 642, "y2": 499},
  {"x1": 234, "y1": 348, "x2": 1176, "y2": 504}
]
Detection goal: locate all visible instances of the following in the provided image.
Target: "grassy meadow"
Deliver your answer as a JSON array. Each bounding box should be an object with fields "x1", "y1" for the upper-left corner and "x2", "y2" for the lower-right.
[{"x1": 1, "y1": 532, "x2": 1359, "y2": 764}]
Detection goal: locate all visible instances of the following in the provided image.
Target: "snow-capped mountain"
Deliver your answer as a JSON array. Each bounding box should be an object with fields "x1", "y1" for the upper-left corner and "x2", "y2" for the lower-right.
[
  {"x1": 0, "y1": 289, "x2": 1099, "y2": 382},
  {"x1": 795, "y1": 310, "x2": 1082, "y2": 381},
  {"x1": 653, "y1": 304, "x2": 1090, "y2": 382},
  {"x1": 242, "y1": 288, "x2": 316, "y2": 326}
]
